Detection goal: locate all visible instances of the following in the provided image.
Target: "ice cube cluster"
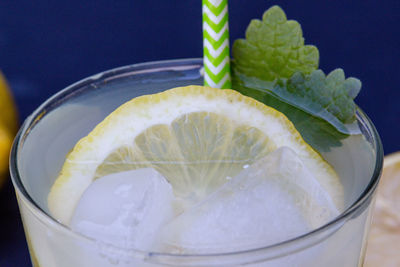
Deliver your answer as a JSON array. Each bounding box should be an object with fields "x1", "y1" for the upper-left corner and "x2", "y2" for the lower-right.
[{"x1": 70, "y1": 147, "x2": 339, "y2": 253}]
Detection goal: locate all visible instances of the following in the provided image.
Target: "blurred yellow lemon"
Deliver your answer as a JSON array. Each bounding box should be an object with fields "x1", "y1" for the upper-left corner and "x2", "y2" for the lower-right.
[
  {"x1": 0, "y1": 127, "x2": 13, "y2": 186},
  {"x1": 0, "y1": 72, "x2": 18, "y2": 134},
  {"x1": 364, "y1": 152, "x2": 400, "y2": 266},
  {"x1": 0, "y1": 71, "x2": 18, "y2": 187}
]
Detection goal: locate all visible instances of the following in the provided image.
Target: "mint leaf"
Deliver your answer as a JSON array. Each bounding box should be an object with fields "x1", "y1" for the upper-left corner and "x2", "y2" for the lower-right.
[
  {"x1": 263, "y1": 94, "x2": 348, "y2": 152},
  {"x1": 236, "y1": 69, "x2": 362, "y2": 135},
  {"x1": 232, "y1": 5, "x2": 319, "y2": 82},
  {"x1": 234, "y1": 81, "x2": 348, "y2": 152},
  {"x1": 287, "y1": 69, "x2": 361, "y2": 124},
  {"x1": 230, "y1": 5, "x2": 363, "y2": 151}
]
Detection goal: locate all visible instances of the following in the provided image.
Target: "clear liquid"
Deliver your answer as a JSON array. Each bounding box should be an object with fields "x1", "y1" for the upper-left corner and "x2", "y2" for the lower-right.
[{"x1": 15, "y1": 61, "x2": 378, "y2": 266}]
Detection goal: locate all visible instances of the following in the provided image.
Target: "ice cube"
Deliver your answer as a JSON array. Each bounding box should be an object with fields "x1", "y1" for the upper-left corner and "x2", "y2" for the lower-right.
[
  {"x1": 70, "y1": 168, "x2": 174, "y2": 250},
  {"x1": 260, "y1": 147, "x2": 340, "y2": 228},
  {"x1": 159, "y1": 147, "x2": 339, "y2": 253}
]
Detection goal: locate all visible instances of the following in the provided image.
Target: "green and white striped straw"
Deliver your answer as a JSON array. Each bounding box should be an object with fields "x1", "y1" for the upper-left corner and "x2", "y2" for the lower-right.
[{"x1": 202, "y1": 0, "x2": 232, "y2": 89}]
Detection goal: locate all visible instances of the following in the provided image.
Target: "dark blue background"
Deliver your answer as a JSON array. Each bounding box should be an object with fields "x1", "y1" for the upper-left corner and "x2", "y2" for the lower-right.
[{"x1": 0, "y1": 1, "x2": 399, "y2": 266}]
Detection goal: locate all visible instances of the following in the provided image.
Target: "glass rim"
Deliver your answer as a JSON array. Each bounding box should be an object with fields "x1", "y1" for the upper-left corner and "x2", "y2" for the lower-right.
[{"x1": 9, "y1": 58, "x2": 384, "y2": 261}]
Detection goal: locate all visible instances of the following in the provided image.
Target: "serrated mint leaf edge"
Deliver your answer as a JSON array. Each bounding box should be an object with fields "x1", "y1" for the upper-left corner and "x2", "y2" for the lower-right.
[
  {"x1": 231, "y1": 5, "x2": 320, "y2": 82},
  {"x1": 235, "y1": 71, "x2": 361, "y2": 135}
]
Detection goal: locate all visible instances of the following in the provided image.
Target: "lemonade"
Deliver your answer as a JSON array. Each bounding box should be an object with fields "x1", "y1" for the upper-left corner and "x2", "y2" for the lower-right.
[{"x1": 10, "y1": 59, "x2": 382, "y2": 266}]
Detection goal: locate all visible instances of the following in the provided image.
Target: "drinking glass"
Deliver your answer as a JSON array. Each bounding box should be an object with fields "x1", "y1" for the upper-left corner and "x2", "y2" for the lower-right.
[{"x1": 10, "y1": 59, "x2": 383, "y2": 267}]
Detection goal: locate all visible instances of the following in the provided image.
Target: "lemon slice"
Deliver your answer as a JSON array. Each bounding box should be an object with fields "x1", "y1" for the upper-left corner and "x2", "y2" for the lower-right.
[
  {"x1": 48, "y1": 86, "x2": 343, "y2": 224},
  {"x1": 364, "y1": 152, "x2": 400, "y2": 267}
]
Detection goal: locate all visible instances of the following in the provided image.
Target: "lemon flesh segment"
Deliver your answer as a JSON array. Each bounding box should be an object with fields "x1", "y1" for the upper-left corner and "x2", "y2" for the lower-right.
[
  {"x1": 48, "y1": 86, "x2": 343, "y2": 224},
  {"x1": 95, "y1": 112, "x2": 275, "y2": 201}
]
